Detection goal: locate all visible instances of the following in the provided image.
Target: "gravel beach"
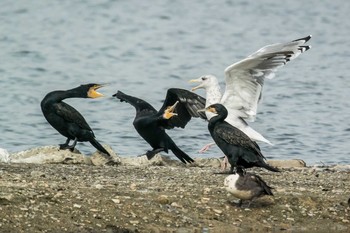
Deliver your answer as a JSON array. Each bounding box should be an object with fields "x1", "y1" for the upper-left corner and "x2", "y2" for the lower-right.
[{"x1": 0, "y1": 147, "x2": 349, "y2": 232}]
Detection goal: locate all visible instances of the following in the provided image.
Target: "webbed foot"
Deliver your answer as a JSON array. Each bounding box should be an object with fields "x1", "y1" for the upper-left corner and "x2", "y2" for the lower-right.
[{"x1": 146, "y1": 148, "x2": 164, "y2": 160}]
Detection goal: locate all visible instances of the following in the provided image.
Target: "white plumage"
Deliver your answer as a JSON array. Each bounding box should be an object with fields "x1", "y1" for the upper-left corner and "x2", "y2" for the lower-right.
[
  {"x1": 224, "y1": 174, "x2": 253, "y2": 201},
  {"x1": 191, "y1": 35, "x2": 312, "y2": 146}
]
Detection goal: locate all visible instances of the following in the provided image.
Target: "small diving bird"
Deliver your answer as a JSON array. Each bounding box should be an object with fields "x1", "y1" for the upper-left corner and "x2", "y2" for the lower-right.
[
  {"x1": 224, "y1": 171, "x2": 273, "y2": 207},
  {"x1": 190, "y1": 35, "x2": 312, "y2": 149},
  {"x1": 41, "y1": 83, "x2": 110, "y2": 156},
  {"x1": 113, "y1": 88, "x2": 206, "y2": 164},
  {"x1": 203, "y1": 103, "x2": 279, "y2": 173}
]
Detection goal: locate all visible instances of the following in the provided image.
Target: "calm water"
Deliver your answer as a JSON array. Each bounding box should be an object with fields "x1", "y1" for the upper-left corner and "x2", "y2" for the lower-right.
[{"x1": 0, "y1": 0, "x2": 349, "y2": 165}]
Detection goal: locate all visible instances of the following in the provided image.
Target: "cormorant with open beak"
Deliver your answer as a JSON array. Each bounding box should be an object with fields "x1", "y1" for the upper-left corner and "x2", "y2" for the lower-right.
[
  {"x1": 41, "y1": 83, "x2": 110, "y2": 156},
  {"x1": 113, "y1": 88, "x2": 206, "y2": 164}
]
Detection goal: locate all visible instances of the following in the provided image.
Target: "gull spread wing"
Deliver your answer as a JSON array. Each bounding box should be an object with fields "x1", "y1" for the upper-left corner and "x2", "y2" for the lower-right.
[{"x1": 221, "y1": 35, "x2": 311, "y2": 121}]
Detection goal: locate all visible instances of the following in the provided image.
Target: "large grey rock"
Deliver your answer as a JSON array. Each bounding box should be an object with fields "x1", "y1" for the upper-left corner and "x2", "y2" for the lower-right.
[
  {"x1": 10, "y1": 146, "x2": 91, "y2": 164},
  {"x1": 90, "y1": 145, "x2": 121, "y2": 166},
  {"x1": 193, "y1": 157, "x2": 222, "y2": 168},
  {"x1": 119, "y1": 153, "x2": 190, "y2": 167},
  {"x1": 120, "y1": 154, "x2": 165, "y2": 166},
  {"x1": 267, "y1": 159, "x2": 306, "y2": 168},
  {"x1": 192, "y1": 158, "x2": 307, "y2": 169}
]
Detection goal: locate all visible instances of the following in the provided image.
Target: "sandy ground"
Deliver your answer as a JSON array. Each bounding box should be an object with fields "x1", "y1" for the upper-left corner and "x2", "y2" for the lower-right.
[{"x1": 1, "y1": 152, "x2": 350, "y2": 233}]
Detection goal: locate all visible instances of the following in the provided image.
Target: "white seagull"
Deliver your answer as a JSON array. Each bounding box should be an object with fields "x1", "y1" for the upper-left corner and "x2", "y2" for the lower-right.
[{"x1": 190, "y1": 35, "x2": 311, "y2": 153}]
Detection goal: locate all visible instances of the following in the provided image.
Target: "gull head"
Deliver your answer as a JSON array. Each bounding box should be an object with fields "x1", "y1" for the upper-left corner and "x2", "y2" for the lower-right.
[{"x1": 189, "y1": 75, "x2": 219, "y2": 91}]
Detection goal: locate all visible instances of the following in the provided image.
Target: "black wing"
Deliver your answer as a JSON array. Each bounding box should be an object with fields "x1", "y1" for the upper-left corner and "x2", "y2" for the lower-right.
[
  {"x1": 158, "y1": 88, "x2": 207, "y2": 129},
  {"x1": 113, "y1": 90, "x2": 158, "y2": 116},
  {"x1": 54, "y1": 102, "x2": 93, "y2": 132},
  {"x1": 215, "y1": 122, "x2": 264, "y2": 158}
]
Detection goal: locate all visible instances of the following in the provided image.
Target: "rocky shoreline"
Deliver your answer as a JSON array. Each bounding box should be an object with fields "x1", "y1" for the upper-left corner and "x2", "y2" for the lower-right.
[{"x1": 0, "y1": 146, "x2": 350, "y2": 232}]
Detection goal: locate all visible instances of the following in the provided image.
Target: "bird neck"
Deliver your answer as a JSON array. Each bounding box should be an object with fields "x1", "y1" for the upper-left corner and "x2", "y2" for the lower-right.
[
  {"x1": 205, "y1": 85, "x2": 222, "y2": 107},
  {"x1": 208, "y1": 109, "x2": 228, "y2": 129},
  {"x1": 44, "y1": 86, "x2": 87, "y2": 103}
]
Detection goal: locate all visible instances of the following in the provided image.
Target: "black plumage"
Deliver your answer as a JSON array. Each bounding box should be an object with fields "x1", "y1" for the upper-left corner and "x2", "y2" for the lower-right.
[
  {"x1": 113, "y1": 88, "x2": 206, "y2": 164},
  {"x1": 41, "y1": 83, "x2": 110, "y2": 156},
  {"x1": 205, "y1": 103, "x2": 279, "y2": 173}
]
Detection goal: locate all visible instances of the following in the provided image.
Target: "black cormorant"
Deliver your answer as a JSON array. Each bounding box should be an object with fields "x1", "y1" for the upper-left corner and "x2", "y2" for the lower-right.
[
  {"x1": 113, "y1": 88, "x2": 206, "y2": 164},
  {"x1": 204, "y1": 103, "x2": 279, "y2": 173},
  {"x1": 224, "y1": 171, "x2": 273, "y2": 207},
  {"x1": 41, "y1": 83, "x2": 110, "y2": 156}
]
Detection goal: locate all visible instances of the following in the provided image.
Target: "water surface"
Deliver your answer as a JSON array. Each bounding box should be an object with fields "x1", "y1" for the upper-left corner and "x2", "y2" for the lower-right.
[{"x1": 1, "y1": 0, "x2": 349, "y2": 165}]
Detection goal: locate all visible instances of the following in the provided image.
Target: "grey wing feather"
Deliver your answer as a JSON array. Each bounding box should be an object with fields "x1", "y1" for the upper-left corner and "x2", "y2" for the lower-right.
[{"x1": 221, "y1": 35, "x2": 311, "y2": 122}]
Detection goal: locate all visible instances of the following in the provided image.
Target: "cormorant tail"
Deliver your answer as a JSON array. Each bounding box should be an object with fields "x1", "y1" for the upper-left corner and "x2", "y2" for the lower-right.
[
  {"x1": 260, "y1": 161, "x2": 280, "y2": 172},
  {"x1": 169, "y1": 142, "x2": 194, "y2": 164},
  {"x1": 90, "y1": 138, "x2": 110, "y2": 156}
]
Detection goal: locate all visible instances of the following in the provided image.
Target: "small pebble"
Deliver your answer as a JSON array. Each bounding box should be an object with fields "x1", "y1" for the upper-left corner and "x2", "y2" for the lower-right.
[
  {"x1": 112, "y1": 199, "x2": 121, "y2": 204},
  {"x1": 213, "y1": 209, "x2": 222, "y2": 214}
]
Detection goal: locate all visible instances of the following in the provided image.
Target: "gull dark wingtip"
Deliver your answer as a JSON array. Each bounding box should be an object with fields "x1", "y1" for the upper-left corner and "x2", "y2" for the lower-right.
[{"x1": 292, "y1": 35, "x2": 312, "y2": 43}]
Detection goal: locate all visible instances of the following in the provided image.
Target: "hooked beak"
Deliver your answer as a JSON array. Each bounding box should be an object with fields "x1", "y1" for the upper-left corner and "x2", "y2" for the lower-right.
[
  {"x1": 197, "y1": 108, "x2": 206, "y2": 113},
  {"x1": 197, "y1": 106, "x2": 216, "y2": 114},
  {"x1": 189, "y1": 78, "x2": 203, "y2": 91},
  {"x1": 88, "y1": 84, "x2": 107, "y2": 98},
  {"x1": 163, "y1": 101, "x2": 179, "y2": 119}
]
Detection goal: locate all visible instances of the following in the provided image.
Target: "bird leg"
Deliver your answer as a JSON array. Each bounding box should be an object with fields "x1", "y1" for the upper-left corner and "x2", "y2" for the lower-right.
[
  {"x1": 68, "y1": 138, "x2": 78, "y2": 151},
  {"x1": 59, "y1": 138, "x2": 77, "y2": 152},
  {"x1": 198, "y1": 142, "x2": 216, "y2": 153},
  {"x1": 59, "y1": 138, "x2": 71, "y2": 150},
  {"x1": 234, "y1": 199, "x2": 254, "y2": 208},
  {"x1": 146, "y1": 148, "x2": 164, "y2": 160},
  {"x1": 246, "y1": 196, "x2": 260, "y2": 209},
  {"x1": 162, "y1": 101, "x2": 179, "y2": 119},
  {"x1": 213, "y1": 158, "x2": 235, "y2": 174},
  {"x1": 221, "y1": 156, "x2": 229, "y2": 171},
  {"x1": 199, "y1": 142, "x2": 229, "y2": 172}
]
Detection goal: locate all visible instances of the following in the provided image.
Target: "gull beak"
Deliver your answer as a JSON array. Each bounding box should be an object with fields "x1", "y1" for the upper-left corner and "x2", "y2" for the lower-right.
[
  {"x1": 189, "y1": 78, "x2": 202, "y2": 91},
  {"x1": 163, "y1": 101, "x2": 179, "y2": 119},
  {"x1": 206, "y1": 106, "x2": 217, "y2": 114},
  {"x1": 88, "y1": 84, "x2": 107, "y2": 98},
  {"x1": 198, "y1": 106, "x2": 216, "y2": 114}
]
